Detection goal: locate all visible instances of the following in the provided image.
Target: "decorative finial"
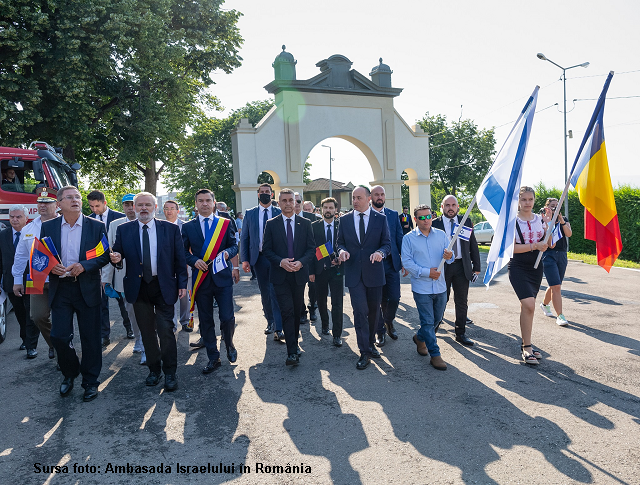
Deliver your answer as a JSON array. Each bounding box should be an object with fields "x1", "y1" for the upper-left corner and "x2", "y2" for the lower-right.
[
  {"x1": 379, "y1": 57, "x2": 383, "y2": 64},
  {"x1": 282, "y1": 45, "x2": 286, "y2": 51}
]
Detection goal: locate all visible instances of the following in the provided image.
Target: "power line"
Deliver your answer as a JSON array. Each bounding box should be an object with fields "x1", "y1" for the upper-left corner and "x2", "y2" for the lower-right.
[{"x1": 574, "y1": 95, "x2": 640, "y2": 101}]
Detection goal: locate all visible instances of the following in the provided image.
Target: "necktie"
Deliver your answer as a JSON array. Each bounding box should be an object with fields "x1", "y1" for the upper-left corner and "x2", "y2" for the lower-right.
[
  {"x1": 326, "y1": 224, "x2": 332, "y2": 245},
  {"x1": 204, "y1": 217, "x2": 210, "y2": 236},
  {"x1": 286, "y1": 218, "x2": 294, "y2": 259},
  {"x1": 263, "y1": 208, "x2": 268, "y2": 234},
  {"x1": 99, "y1": 214, "x2": 103, "y2": 222},
  {"x1": 142, "y1": 225, "x2": 153, "y2": 283},
  {"x1": 13, "y1": 231, "x2": 20, "y2": 251},
  {"x1": 450, "y1": 218, "x2": 457, "y2": 258},
  {"x1": 359, "y1": 213, "x2": 365, "y2": 243}
]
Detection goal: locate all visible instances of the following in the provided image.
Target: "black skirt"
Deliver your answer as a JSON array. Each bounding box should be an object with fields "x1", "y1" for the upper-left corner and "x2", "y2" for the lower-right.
[{"x1": 508, "y1": 251, "x2": 544, "y2": 300}]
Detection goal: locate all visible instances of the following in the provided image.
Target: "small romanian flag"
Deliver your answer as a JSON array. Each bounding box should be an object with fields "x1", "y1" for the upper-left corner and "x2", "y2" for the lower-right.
[
  {"x1": 86, "y1": 234, "x2": 109, "y2": 260},
  {"x1": 25, "y1": 274, "x2": 38, "y2": 295},
  {"x1": 315, "y1": 240, "x2": 333, "y2": 260}
]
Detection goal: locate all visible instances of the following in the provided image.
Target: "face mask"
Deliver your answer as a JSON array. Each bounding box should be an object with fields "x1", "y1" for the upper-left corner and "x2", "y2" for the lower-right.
[{"x1": 259, "y1": 193, "x2": 272, "y2": 204}]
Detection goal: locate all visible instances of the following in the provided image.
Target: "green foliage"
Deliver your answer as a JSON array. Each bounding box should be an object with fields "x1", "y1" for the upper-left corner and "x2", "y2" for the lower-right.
[
  {"x1": 417, "y1": 113, "x2": 496, "y2": 205},
  {"x1": 165, "y1": 100, "x2": 274, "y2": 214}
]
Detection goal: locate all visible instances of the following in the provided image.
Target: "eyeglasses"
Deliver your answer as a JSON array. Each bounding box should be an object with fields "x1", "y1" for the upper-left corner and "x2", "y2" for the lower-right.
[
  {"x1": 417, "y1": 214, "x2": 432, "y2": 220},
  {"x1": 62, "y1": 195, "x2": 82, "y2": 201}
]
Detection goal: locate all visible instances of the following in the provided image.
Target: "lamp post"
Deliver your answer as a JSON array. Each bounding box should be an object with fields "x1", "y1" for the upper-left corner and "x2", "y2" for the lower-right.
[
  {"x1": 537, "y1": 53, "x2": 589, "y2": 217},
  {"x1": 321, "y1": 144, "x2": 334, "y2": 198}
]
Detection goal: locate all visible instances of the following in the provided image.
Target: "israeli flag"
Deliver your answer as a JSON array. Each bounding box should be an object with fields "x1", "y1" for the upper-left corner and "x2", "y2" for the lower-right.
[
  {"x1": 452, "y1": 223, "x2": 473, "y2": 242},
  {"x1": 551, "y1": 223, "x2": 563, "y2": 245},
  {"x1": 211, "y1": 252, "x2": 229, "y2": 274},
  {"x1": 476, "y1": 86, "x2": 539, "y2": 286}
]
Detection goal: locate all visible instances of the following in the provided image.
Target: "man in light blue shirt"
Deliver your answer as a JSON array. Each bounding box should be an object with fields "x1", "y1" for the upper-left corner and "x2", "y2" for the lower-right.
[{"x1": 401, "y1": 204, "x2": 453, "y2": 371}]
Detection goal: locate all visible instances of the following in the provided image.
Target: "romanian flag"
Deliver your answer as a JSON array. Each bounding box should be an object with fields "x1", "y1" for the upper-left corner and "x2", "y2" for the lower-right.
[
  {"x1": 25, "y1": 274, "x2": 37, "y2": 295},
  {"x1": 315, "y1": 240, "x2": 333, "y2": 260},
  {"x1": 569, "y1": 72, "x2": 622, "y2": 272},
  {"x1": 86, "y1": 234, "x2": 109, "y2": 260},
  {"x1": 27, "y1": 238, "x2": 58, "y2": 294}
]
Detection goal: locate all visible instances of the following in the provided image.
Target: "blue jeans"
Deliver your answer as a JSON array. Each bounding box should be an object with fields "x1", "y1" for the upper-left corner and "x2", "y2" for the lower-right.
[{"x1": 413, "y1": 291, "x2": 447, "y2": 357}]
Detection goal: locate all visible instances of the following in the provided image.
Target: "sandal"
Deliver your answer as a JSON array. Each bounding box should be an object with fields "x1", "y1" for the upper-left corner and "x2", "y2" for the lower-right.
[
  {"x1": 521, "y1": 345, "x2": 539, "y2": 365},
  {"x1": 521, "y1": 343, "x2": 542, "y2": 359}
]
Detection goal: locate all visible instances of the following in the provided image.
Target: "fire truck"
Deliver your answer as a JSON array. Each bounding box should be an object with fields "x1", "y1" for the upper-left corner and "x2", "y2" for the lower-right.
[{"x1": 0, "y1": 141, "x2": 80, "y2": 225}]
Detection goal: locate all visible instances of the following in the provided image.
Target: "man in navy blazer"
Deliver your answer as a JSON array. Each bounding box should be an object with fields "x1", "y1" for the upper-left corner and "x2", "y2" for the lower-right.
[
  {"x1": 240, "y1": 183, "x2": 284, "y2": 340},
  {"x1": 337, "y1": 186, "x2": 391, "y2": 370},
  {"x1": 111, "y1": 192, "x2": 187, "y2": 391},
  {"x1": 41, "y1": 186, "x2": 111, "y2": 402},
  {"x1": 87, "y1": 189, "x2": 132, "y2": 346},
  {"x1": 371, "y1": 185, "x2": 406, "y2": 346},
  {"x1": 182, "y1": 189, "x2": 238, "y2": 374}
]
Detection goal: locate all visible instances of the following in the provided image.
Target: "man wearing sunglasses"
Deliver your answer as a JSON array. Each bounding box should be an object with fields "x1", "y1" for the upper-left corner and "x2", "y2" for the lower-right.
[{"x1": 401, "y1": 205, "x2": 454, "y2": 371}]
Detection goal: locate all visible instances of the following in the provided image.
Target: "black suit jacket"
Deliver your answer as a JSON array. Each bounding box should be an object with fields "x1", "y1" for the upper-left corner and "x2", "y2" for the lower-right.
[
  {"x1": 262, "y1": 214, "x2": 315, "y2": 286},
  {"x1": 310, "y1": 218, "x2": 340, "y2": 276},
  {"x1": 432, "y1": 215, "x2": 481, "y2": 281},
  {"x1": 336, "y1": 210, "x2": 391, "y2": 288},
  {"x1": 302, "y1": 211, "x2": 320, "y2": 222},
  {"x1": 40, "y1": 215, "x2": 111, "y2": 307},
  {"x1": 0, "y1": 226, "x2": 19, "y2": 291},
  {"x1": 113, "y1": 219, "x2": 188, "y2": 306},
  {"x1": 90, "y1": 208, "x2": 125, "y2": 231}
]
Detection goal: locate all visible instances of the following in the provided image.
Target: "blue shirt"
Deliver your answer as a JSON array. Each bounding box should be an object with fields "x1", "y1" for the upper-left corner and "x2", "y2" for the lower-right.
[{"x1": 401, "y1": 226, "x2": 452, "y2": 295}]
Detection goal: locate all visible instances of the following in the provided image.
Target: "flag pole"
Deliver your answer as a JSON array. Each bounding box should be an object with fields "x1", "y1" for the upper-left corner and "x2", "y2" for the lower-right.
[
  {"x1": 533, "y1": 177, "x2": 571, "y2": 269},
  {"x1": 437, "y1": 196, "x2": 477, "y2": 273}
]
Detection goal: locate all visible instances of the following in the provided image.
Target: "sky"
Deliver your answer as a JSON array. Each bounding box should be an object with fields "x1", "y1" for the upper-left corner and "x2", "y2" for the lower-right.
[{"x1": 170, "y1": 0, "x2": 640, "y2": 196}]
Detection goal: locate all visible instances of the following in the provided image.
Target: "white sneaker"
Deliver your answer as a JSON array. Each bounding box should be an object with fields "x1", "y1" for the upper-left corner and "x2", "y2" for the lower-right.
[
  {"x1": 140, "y1": 351, "x2": 147, "y2": 365},
  {"x1": 540, "y1": 303, "x2": 554, "y2": 317},
  {"x1": 556, "y1": 314, "x2": 568, "y2": 326}
]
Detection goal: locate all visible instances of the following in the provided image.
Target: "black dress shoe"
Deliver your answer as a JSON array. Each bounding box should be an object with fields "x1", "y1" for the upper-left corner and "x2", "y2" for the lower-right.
[
  {"x1": 274, "y1": 330, "x2": 285, "y2": 342},
  {"x1": 285, "y1": 354, "x2": 299, "y2": 366},
  {"x1": 300, "y1": 315, "x2": 309, "y2": 324},
  {"x1": 202, "y1": 359, "x2": 221, "y2": 374},
  {"x1": 356, "y1": 354, "x2": 370, "y2": 370},
  {"x1": 102, "y1": 337, "x2": 110, "y2": 348},
  {"x1": 164, "y1": 374, "x2": 178, "y2": 392},
  {"x1": 333, "y1": 337, "x2": 343, "y2": 347},
  {"x1": 83, "y1": 386, "x2": 99, "y2": 402},
  {"x1": 455, "y1": 334, "x2": 474, "y2": 346},
  {"x1": 264, "y1": 322, "x2": 275, "y2": 334},
  {"x1": 190, "y1": 337, "x2": 205, "y2": 349},
  {"x1": 310, "y1": 312, "x2": 317, "y2": 322},
  {"x1": 375, "y1": 334, "x2": 386, "y2": 347},
  {"x1": 181, "y1": 324, "x2": 193, "y2": 333},
  {"x1": 321, "y1": 326, "x2": 331, "y2": 335},
  {"x1": 60, "y1": 377, "x2": 74, "y2": 396},
  {"x1": 145, "y1": 371, "x2": 162, "y2": 386},
  {"x1": 227, "y1": 347, "x2": 237, "y2": 363},
  {"x1": 386, "y1": 322, "x2": 399, "y2": 340},
  {"x1": 369, "y1": 347, "x2": 381, "y2": 358},
  {"x1": 27, "y1": 349, "x2": 38, "y2": 359},
  {"x1": 126, "y1": 328, "x2": 135, "y2": 339},
  {"x1": 48, "y1": 347, "x2": 55, "y2": 359},
  {"x1": 19, "y1": 344, "x2": 26, "y2": 351},
  {"x1": 466, "y1": 317, "x2": 474, "y2": 325}
]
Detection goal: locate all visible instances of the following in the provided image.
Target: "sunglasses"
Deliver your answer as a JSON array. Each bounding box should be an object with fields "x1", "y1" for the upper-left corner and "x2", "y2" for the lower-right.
[
  {"x1": 417, "y1": 214, "x2": 432, "y2": 220},
  {"x1": 295, "y1": 200, "x2": 302, "y2": 203}
]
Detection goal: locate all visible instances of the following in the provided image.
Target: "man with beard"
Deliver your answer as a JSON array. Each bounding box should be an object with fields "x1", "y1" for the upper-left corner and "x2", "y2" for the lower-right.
[
  {"x1": 432, "y1": 195, "x2": 480, "y2": 346},
  {"x1": 309, "y1": 197, "x2": 344, "y2": 346}
]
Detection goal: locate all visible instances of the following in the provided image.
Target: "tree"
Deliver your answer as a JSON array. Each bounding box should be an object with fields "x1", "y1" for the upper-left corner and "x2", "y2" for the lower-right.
[
  {"x1": 417, "y1": 113, "x2": 496, "y2": 206},
  {"x1": 165, "y1": 100, "x2": 274, "y2": 213},
  {"x1": 0, "y1": 0, "x2": 243, "y2": 194}
]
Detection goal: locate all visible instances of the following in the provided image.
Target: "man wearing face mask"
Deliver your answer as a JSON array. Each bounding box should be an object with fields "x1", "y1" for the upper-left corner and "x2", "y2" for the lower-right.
[{"x1": 240, "y1": 184, "x2": 284, "y2": 341}]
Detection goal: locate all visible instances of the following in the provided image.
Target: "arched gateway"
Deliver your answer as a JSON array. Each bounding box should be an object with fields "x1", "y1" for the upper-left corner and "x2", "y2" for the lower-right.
[{"x1": 231, "y1": 47, "x2": 431, "y2": 213}]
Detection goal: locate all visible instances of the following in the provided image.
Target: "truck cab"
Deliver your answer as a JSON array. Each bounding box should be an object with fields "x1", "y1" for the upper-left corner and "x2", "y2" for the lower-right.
[{"x1": 0, "y1": 141, "x2": 79, "y2": 226}]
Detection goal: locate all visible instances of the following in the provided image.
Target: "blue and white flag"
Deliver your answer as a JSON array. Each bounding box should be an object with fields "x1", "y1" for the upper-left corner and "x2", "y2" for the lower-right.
[
  {"x1": 452, "y1": 223, "x2": 473, "y2": 242},
  {"x1": 211, "y1": 252, "x2": 229, "y2": 274},
  {"x1": 551, "y1": 223, "x2": 563, "y2": 245},
  {"x1": 476, "y1": 86, "x2": 539, "y2": 286}
]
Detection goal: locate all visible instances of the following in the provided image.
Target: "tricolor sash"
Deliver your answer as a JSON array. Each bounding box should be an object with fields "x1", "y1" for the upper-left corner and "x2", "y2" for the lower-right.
[{"x1": 189, "y1": 216, "x2": 231, "y2": 312}]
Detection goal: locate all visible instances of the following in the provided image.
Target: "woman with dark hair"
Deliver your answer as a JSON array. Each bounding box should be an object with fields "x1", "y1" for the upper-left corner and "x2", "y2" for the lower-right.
[
  {"x1": 508, "y1": 186, "x2": 551, "y2": 365},
  {"x1": 540, "y1": 198, "x2": 572, "y2": 326}
]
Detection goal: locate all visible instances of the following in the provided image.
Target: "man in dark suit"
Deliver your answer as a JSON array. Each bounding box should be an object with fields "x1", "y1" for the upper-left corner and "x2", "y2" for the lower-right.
[
  {"x1": 87, "y1": 189, "x2": 132, "y2": 346},
  {"x1": 182, "y1": 189, "x2": 238, "y2": 374},
  {"x1": 1, "y1": 205, "x2": 37, "y2": 357},
  {"x1": 110, "y1": 192, "x2": 188, "y2": 391},
  {"x1": 400, "y1": 206, "x2": 413, "y2": 235},
  {"x1": 41, "y1": 186, "x2": 111, "y2": 402},
  {"x1": 432, "y1": 195, "x2": 481, "y2": 346},
  {"x1": 300, "y1": 199, "x2": 320, "y2": 323},
  {"x1": 240, "y1": 183, "x2": 284, "y2": 340},
  {"x1": 337, "y1": 186, "x2": 391, "y2": 370},
  {"x1": 309, "y1": 197, "x2": 344, "y2": 347},
  {"x1": 371, "y1": 186, "x2": 406, "y2": 346},
  {"x1": 262, "y1": 188, "x2": 315, "y2": 366}
]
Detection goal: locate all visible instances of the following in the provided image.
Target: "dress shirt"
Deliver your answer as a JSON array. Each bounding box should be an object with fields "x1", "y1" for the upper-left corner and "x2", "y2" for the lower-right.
[
  {"x1": 353, "y1": 207, "x2": 371, "y2": 243},
  {"x1": 60, "y1": 214, "x2": 83, "y2": 268},
  {"x1": 401, "y1": 227, "x2": 453, "y2": 295},
  {"x1": 12, "y1": 215, "x2": 60, "y2": 283},
  {"x1": 442, "y1": 216, "x2": 462, "y2": 260},
  {"x1": 282, "y1": 214, "x2": 296, "y2": 239},
  {"x1": 324, "y1": 220, "x2": 335, "y2": 243},
  {"x1": 198, "y1": 214, "x2": 214, "y2": 237},
  {"x1": 138, "y1": 218, "x2": 158, "y2": 277},
  {"x1": 258, "y1": 205, "x2": 273, "y2": 251},
  {"x1": 97, "y1": 207, "x2": 110, "y2": 223}
]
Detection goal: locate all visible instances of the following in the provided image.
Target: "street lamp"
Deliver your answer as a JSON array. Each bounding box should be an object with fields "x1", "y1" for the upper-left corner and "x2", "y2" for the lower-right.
[
  {"x1": 321, "y1": 144, "x2": 334, "y2": 198},
  {"x1": 537, "y1": 52, "x2": 589, "y2": 217}
]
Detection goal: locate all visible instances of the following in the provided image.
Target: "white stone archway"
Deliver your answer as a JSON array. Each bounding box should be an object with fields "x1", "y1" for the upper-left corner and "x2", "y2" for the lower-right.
[{"x1": 231, "y1": 48, "x2": 431, "y2": 213}]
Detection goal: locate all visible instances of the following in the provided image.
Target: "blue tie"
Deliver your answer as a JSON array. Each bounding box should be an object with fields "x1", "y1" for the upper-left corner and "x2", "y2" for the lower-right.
[
  {"x1": 204, "y1": 217, "x2": 210, "y2": 236},
  {"x1": 326, "y1": 224, "x2": 332, "y2": 245},
  {"x1": 14, "y1": 231, "x2": 20, "y2": 251}
]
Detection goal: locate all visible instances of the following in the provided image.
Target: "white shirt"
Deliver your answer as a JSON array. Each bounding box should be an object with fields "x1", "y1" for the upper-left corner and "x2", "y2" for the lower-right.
[
  {"x1": 282, "y1": 214, "x2": 296, "y2": 240},
  {"x1": 443, "y1": 216, "x2": 462, "y2": 260},
  {"x1": 60, "y1": 215, "x2": 83, "y2": 267},
  {"x1": 138, "y1": 218, "x2": 158, "y2": 277},
  {"x1": 198, "y1": 214, "x2": 214, "y2": 237},
  {"x1": 353, "y1": 207, "x2": 371, "y2": 243},
  {"x1": 258, "y1": 205, "x2": 273, "y2": 251},
  {"x1": 97, "y1": 207, "x2": 110, "y2": 224},
  {"x1": 12, "y1": 216, "x2": 44, "y2": 282},
  {"x1": 324, "y1": 220, "x2": 335, "y2": 244}
]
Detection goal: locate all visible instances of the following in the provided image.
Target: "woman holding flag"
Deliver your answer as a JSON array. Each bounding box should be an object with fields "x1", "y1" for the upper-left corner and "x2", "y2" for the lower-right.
[{"x1": 540, "y1": 198, "x2": 572, "y2": 326}]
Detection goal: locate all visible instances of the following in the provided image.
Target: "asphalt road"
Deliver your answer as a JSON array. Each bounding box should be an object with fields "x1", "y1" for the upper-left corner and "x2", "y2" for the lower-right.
[{"x1": 1, "y1": 257, "x2": 639, "y2": 485}]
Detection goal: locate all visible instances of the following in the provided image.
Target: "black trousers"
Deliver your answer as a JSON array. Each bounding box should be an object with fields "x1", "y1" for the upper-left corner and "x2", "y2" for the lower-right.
[
  {"x1": 133, "y1": 277, "x2": 177, "y2": 375},
  {"x1": 195, "y1": 280, "x2": 235, "y2": 362},
  {"x1": 445, "y1": 259, "x2": 470, "y2": 335},
  {"x1": 315, "y1": 268, "x2": 344, "y2": 337},
  {"x1": 348, "y1": 281, "x2": 382, "y2": 354},
  {"x1": 273, "y1": 273, "x2": 305, "y2": 356},
  {"x1": 50, "y1": 279, "x2": 102, "y2": 388},
  {"x1": 377, "y1": 266, "x2": 401, "y2": 337},
  {"x1": 8, "y1": 292, "x2": 38, "y2": 349}
]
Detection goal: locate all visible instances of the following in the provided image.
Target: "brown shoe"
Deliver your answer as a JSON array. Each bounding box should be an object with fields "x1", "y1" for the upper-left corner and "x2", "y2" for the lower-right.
[
  {"x1": 413, "y1": 334, "x2": 429, "y2": 356},
  {"x1": 430, "y1": 355, "x2": 447, "y2": 371}
]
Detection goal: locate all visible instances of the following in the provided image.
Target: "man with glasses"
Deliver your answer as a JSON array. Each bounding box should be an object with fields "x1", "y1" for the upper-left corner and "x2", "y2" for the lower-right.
[{"x1": 402, "y1": 205, "x2": 454, "y2": 371}]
